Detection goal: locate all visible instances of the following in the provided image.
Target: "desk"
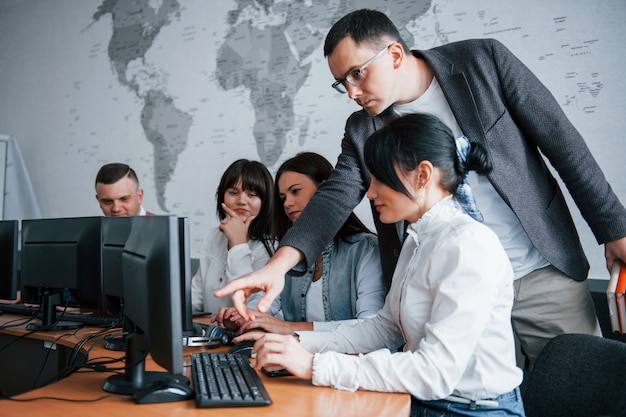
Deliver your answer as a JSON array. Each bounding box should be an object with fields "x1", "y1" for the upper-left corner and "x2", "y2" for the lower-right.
[{"x1": 0, "y1": 314, "x2": 410, "y2": 416}]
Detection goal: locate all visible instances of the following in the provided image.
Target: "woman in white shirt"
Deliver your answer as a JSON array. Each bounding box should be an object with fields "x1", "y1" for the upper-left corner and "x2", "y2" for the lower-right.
[
  {"x1": 191, "y1": 159, "x2": 275, "y2": 314},
  {"x1": 235, "y1": 114, "x2": 525, "y2": 417}
]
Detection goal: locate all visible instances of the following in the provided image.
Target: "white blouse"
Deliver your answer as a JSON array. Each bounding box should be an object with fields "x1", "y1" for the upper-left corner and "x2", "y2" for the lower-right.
[
  {"x1": 298, "y1": 197, "x2": 522, "y2": 401},
  {"x1": 191, "y1": 226, "x2": 273, "y2": 314}
]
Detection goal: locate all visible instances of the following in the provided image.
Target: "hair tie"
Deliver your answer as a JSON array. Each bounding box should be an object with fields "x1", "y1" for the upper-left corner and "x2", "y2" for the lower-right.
[
  {"x1": 455, "y1": 135, "x2": 471, "y2": 170},
  {"x1": 454, "y1": 136, "x2": 483, "y2": 222}
]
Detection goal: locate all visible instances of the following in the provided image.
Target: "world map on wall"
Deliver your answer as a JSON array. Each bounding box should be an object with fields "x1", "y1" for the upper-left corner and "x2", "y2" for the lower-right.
[
  {"x1": 89, "y1": 0, "x2": 606, "y2": 215},
  {"x1": 91, "y1": 0, "x2": 433, "y2": 212}
]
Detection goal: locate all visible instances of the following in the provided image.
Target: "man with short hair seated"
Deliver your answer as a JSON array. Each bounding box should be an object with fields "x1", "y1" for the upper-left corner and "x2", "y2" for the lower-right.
[{"x1": 95, "y1": 163, "x2": 154, "y2": 216}]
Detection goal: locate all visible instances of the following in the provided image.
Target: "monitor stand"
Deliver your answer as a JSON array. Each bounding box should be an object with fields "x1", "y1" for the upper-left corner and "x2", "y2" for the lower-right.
[
  {"x1": 26, "y1": 291, "x2": 83, "y2": 331},
  {"x1": 102, "y1": 330, "x2": 190, "y2": 403},
  {"x1": 104, "y1": 333, "x2": 126, "y2": 351}
]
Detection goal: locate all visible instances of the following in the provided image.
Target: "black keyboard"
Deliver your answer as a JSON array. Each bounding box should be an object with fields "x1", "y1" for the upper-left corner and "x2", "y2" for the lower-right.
[
  {"x1": 0, "y1": 303, "x2": 39, "y2": 316},
  {"x1": 0, "y1": 303, "x2": 122, "y2": 328},
  {"x1": 191, "y1": 351, "x2": 272, "y2": 408},
  {"x1": 62, "y1": 311, "x2": 122, "y2": 327}
]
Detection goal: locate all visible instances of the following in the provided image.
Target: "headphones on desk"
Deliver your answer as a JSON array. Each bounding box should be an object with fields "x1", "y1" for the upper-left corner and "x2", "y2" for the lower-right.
[
  {"x1": 183, "y1": 323, "x2": 237, "y2": 347},
  {"x1": 103, "y1": 324, "x2": 238, "y2": 350}
]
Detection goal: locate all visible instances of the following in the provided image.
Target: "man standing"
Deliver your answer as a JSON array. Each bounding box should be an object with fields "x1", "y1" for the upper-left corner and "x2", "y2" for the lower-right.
[
  {"x1": 95, "y1": 163, "x2": 154, "y2": 216},
  {"x1": 217, "y1": 9, "x2": 626, "y2": 369}
]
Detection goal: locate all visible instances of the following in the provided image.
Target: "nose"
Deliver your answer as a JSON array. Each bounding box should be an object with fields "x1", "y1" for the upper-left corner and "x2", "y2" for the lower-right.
[
  {"x1": 237, "y1": 193, "x2": 249, "y2": 205},
  {"x1": 366, "y1": 182, "x2": 376, "y2": 200},
  {"x1": 283, "y1": 195, "x2": 294, "y2": 209},
  {"x1": 111, "y1": 201, "x2": 122, "y2": 213},
  {"x1": 346, "y1": 83, "x2": 361, "y2": 100}
]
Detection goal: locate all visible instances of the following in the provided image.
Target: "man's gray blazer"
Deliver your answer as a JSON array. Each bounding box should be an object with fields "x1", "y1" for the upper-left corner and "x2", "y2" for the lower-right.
[{"x1": 281, "y1": 38, "x2": 626, "y2": 286}]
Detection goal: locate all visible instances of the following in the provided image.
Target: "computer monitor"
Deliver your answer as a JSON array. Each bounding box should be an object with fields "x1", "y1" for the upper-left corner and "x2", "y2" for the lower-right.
[
  {"x1": 99, "y1": 215, "x2": 202, "y2": 352},
  {"x1": 102, "y1": 215, "x2": 192, "y2": 403},
  {"x1": 0, "y1": 220, "x2": 19, "y2": 300},
  {"x1": 101, "y1": 216, "x2": 133, "y2": 316},
  {"x1": 178, "y1": 216, "x2": 204, "y2": 340},
  {"x1": 20, "y1": 217, "x2": 104, "y2": 330},
  {"x1": 100, "y1": 216, "x2": 198, "y2": 335}
]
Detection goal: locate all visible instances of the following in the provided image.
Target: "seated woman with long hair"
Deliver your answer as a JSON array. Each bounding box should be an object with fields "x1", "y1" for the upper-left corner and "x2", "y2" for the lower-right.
[{"x1": 191, "y1": 159, "x2": 275, "y2": 314}]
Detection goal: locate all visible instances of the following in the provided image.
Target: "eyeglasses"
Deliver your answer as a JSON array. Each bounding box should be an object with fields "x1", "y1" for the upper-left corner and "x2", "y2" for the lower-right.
[{"x1": 331, "y1": 45, "x2": 390, "y2": 94}]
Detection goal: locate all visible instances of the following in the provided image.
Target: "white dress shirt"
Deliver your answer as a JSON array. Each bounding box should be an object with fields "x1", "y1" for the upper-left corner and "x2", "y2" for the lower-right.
[{"x1": 299, "y1": 197, "x2": 522, "y2": 401}]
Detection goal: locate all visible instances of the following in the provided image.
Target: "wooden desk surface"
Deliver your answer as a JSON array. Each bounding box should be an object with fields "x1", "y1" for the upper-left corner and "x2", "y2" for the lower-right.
[{"x1": 0, "y1": 314, "x2": 410, "y2": 417}]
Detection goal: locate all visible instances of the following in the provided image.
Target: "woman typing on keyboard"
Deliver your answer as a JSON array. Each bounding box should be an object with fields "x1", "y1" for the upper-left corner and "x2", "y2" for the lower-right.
[{"x1": 233, "y1": 114, "x2": 526, "y2": 417}]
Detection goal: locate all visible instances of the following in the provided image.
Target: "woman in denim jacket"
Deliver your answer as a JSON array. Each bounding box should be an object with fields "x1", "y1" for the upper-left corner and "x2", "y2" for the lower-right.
[{"x1": 220, "y1": 152, "x2": 386, "y2": 334}]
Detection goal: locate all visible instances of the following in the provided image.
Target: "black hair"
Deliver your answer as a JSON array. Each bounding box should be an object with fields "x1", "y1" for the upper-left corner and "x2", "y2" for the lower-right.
[
  {"x1": 324, "y1": 9, "x2": 410, "y2": 57},
  {"x1": 216, "y1": 159, "x2": 274, "y2": 241},
  {"x1": 364, "y1": 113, "x2": 492, "y2": 199},
  {"x1": 95, "y1": 163, "x2": 139, "y2": 187},
  {"x1": 273, "y1": 152, "x2": 372, "y2": 242}
]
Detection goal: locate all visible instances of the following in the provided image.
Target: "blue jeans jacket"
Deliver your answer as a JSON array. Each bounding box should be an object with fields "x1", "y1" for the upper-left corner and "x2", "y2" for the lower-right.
[{"x1": 280, "y1": 232, "x2": 384, "y2": 323}]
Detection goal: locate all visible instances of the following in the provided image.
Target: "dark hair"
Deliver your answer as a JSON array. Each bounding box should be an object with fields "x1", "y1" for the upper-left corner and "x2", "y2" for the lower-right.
[
  {"x1": 364, "y1": 113, "x2": 492, "y2": 199},
  {"x1": 95, "y1": 163, "x2": 139, "y2": 187},
  {"x1": 273, "y1": 152, "x2": 371, "y2": 242},
  {"x1": 216, "y1": 159, "x2": 274, "y2": 241},
  {"x1": 324, "y1": 9, "x2": 410, "y2": 57}
]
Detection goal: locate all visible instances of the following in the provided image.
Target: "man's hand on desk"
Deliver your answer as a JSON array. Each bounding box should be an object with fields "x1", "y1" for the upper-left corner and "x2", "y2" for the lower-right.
[{"x1": 234, "y1": 332, "x2": 313, "y2": 380}]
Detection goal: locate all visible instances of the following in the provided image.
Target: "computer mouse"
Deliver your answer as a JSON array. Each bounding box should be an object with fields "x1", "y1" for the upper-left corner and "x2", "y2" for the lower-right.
[
  {"x1": 133, "y1": 377, "x2": 194, "y2": 404},
  {"x1": 222, "y1": 316, "x2": 240, "y2": 331},
  {"x1": 227, "y1": 340, "x2": 256, "y2": 358}
]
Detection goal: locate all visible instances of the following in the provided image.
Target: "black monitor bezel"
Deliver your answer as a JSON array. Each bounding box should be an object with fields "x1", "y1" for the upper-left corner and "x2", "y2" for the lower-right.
[
  {"x1": 101, "y1": 216, "x2": 133, "y2": 316},
  {"x1": 0, "y1": 220, "x2": 19, "y2": 300},
  {"x1": 20, "y1": 217, "x2": 105, "y2": 310},
  {"x1": 20, "y1": 216, "x2": 105, "y2": 330}
]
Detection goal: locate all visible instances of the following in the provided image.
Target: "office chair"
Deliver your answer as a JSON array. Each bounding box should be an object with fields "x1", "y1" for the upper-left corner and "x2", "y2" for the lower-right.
[{"x1": 521, "y1": 333, "x2": 626, "y2": 417}]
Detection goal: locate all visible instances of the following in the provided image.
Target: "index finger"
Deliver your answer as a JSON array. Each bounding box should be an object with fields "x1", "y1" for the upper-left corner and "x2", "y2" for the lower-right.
[
  {"x1": 221, "y1": 203, "x2": 238, "y2": 218},
  {"x1": 214, "y1": 274, "x2": 256, "y2": 298}
]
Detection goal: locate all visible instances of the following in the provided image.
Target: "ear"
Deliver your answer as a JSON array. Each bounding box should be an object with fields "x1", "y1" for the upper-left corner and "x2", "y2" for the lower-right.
[
  {"x1": 388, "y1": 42, "x2": 404, "y2": 69},
  {"x1": 415, "y1": 161, "x2": 434, "y2": 187},
  {"x1": 137, "y1": 189, "x2": 144, "y2": 203}
]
